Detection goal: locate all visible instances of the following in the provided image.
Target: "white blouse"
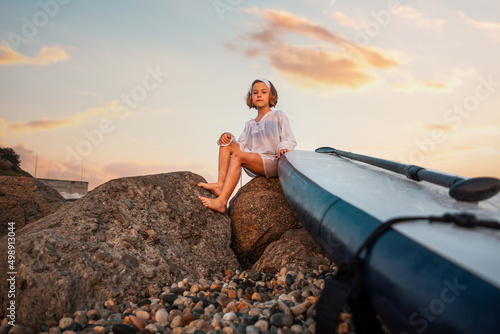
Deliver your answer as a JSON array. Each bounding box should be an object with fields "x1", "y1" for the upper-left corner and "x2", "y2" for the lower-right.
[{"x1": 218, "y1": 110, "x2": 297, "y2": 158}]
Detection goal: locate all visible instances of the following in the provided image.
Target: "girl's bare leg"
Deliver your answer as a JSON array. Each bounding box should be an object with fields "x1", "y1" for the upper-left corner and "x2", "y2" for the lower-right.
[
  {"x1": 199, "y1": 151, "x2": 264, "y2": 213},
  {"x1": 198, "y1": 142, "x2": 240, "y2": 196}
]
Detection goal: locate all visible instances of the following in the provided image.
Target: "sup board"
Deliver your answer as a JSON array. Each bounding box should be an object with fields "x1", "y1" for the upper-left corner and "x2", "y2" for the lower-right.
[{"x1": 278, "y1": 150, "x2": 500, "y2": 334}]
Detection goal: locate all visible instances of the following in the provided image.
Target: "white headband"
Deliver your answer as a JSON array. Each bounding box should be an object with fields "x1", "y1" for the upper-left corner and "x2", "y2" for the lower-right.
[{"x1": 251, "y1": 78, "x2": 271, "y2": 92}]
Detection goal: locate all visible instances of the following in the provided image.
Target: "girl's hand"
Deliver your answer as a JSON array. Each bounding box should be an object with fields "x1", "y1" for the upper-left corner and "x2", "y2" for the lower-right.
[
  {"x1": 278, "y1": 149, "x2": 290, "y2": 159},
  {"x1": 219, "y1": 133, "x2": 232, "y2": 145}
]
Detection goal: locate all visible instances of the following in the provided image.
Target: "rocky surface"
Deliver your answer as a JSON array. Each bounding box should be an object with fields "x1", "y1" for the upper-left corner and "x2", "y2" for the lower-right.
[
  {"x1": 0, "y1": 172, "x2": 240, "y2": 324},
  {"x1": 252, "y1": 228, "x2": 331, "y2": 274},
  {"x1": 0, "y1": 267, "x2": 356, "y2": 334},
  {"x1": 0, "y1": 176, "x2": 66, "y2": 236},
  {"x1": 228, "y1": 177, "x2": 302, "y2": 268}
]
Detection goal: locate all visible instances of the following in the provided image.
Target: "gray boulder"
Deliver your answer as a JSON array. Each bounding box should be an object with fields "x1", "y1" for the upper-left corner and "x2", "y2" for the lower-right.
[
  {"x1": 0, "y1": 172, "x2": 240, "y2": 324},
  {"x1": 252, "y1": 228, "x2": 331, "y2": 273},
  {"x1": 0, "y1": 176, "x2": 66, "y2": 236},
  {"x1": 228, "y1": 176, "x2": 302, "y2": 268}
]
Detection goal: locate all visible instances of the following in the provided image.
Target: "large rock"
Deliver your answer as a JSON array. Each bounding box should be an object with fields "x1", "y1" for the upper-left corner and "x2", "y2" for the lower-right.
[
  {"x1": 0, "y1": 176, "x2": 66, "y2": 236},
  {"x1": 228, "y1": 177, "x2": 302, "y2": 268},
  {"x1": 0, "y1": 172, "x2": 240, "y2": 324},
  {"x1": 252, "y1": 228, "x2": 331, "y2": 273}
]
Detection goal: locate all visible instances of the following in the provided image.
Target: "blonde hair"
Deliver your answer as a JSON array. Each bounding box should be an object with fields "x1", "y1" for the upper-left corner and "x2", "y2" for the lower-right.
[{"x1": 246, "y1": 79, "x2": 278, "y2": 109}]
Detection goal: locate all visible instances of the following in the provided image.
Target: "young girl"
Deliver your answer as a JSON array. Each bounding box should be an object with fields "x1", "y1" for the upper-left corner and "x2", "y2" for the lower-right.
[{"x1": 198, "y1": 78, "x2": 297, "y2": 213}]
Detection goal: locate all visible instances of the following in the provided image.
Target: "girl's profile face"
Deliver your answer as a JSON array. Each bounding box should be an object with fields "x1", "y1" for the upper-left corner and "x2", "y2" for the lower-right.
[{"x1": 252, "y1": 82, "x2": 270, "y2": 109}]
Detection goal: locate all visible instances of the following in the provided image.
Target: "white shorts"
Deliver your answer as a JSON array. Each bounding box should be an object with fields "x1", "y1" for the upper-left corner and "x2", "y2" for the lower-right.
[{"x1": 243, "y1": 153, "x2": 279, "y2": 178}]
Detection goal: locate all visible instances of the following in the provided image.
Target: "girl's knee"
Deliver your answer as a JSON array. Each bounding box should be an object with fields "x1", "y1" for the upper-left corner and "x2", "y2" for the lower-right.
[{"x1": 232, "y1": 151, "x2": 243, "y2": 160}]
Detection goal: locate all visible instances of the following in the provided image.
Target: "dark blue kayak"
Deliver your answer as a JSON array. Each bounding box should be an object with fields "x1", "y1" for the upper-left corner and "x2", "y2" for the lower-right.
[{"x1": 279, "y1": 150, "x2": 500, "y2": 334}]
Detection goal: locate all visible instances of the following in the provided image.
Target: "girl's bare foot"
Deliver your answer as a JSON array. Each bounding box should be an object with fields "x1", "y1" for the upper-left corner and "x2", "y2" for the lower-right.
[
  {"x1": 198, "y1": 196, "x2": 227, "y2": 213},
  {"x1": 197, "y1": 182, "x2": 223, "y2": 196}
]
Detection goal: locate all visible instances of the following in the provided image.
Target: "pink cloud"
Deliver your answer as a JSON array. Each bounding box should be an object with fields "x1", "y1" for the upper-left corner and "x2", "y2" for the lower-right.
[
  {"x1": 6, "y1": 102, "x2": 122, "y2": 134},
  {"x1": 0, "y1": 41, "x2": 69, "y2": 66},
  {"x1": 228, "y1": 8, "x2": 399, "y2": 90}
]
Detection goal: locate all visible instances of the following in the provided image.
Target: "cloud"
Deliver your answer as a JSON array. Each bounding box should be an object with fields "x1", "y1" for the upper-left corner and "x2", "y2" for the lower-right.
[
  {"x1": 0, "y1": 119, "x2": 7, "y2": 137},
  {"x1": 422, "y1": 124, "x2": 454, "y2": 133},
  {"x1": 459, "y1": 12, "x2": 500, "y2": 43},
  {"x1": 330, "y1": 11, "x2": 364, "y2": 29},
  {"x1": 330, "y1": 7, "x2": 446, "y2": 30},
  {"x1": 394, "y1": 80, "x2": 449, "y2": 92},
  {"x1": 229, "y1": 8, "x2": 399, "y2": 90},
  {"x1": 393, "y1": 68, "x2": 476, "y2": 92},
  {"x1": 0, "y1": 41, "x2": 70, "y2": 66},
  {"x1": 398, "y1": 6, "x2": 447, "y2": 28},
  {"x1": 5, "y1": 101, "x2": 125, "y2": 134}
]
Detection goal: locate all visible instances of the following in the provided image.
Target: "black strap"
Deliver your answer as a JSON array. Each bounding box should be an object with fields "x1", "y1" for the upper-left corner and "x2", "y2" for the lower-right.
[
  {"x1": 316, "y1": 259, "x2": 359, "y2": 333},
  {"x1": 314, "y1": 212, "x2": 500, "y2": 334}
]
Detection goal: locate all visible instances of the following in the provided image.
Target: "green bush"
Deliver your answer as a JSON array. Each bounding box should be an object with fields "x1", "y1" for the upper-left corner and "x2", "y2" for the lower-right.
[{"x1": 0, "y1": 147, "x2": 21, "y2": 167}]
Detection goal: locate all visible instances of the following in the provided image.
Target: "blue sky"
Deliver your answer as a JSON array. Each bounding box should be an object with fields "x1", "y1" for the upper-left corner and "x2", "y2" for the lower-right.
[{"x1": 1, "y1": 0, "x2": 499, "y2": 189}]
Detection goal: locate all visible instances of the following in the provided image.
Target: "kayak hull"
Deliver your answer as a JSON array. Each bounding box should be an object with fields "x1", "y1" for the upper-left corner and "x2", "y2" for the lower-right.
[{"x1": 278, "y1": 151, "x2": 500, "y2": 333}]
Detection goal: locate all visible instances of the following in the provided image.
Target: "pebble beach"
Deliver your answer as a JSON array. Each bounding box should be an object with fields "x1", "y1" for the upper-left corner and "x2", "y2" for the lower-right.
[{"x1": 1, "y1": 266, "x2": 355, "y2": 334}]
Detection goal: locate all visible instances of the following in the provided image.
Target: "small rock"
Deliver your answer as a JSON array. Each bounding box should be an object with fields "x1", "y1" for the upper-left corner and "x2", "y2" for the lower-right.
[
  {"x1": 49, "y1": 327, "x2": 62, "y2": 334},
  {"x1": 145, "y1": 324, "x2": 158, "y2": 332},
  {"x1": 246, "y1": 325, "x2": 260, "y2": 333},
  {"x1": 74, "y1": 314, "x2": 89, "y2": 326},
  {"x1": 220, "y1": 296, "x2": 233, "y2": 308},
  {"x1": 180, "y1": 314, "x2": 197, "y2": 327},
  {"x1": 171, "y1": 287, "x2": 184, "y2": 295},
  {"x1": 135, "y1": 310, "x2": 150, "y2": 321},
  {"x1": 87, "y1": 309, "x2": 99, "y2": 320},
  {"x1": 228, "y1": 289, "x2": 238, "y2": 299},
  {"x1": 277, "y1": 301, "x2": 292, "y2": 316},
  {"x1": 163, "y1": 294, "x2": 178, "y2": 304},
  {"x1": 67, "y1": 322, "x2": 84, "y2": 332},
  {"x1": 112, "y1": 324, "x2": 139, "y2": 334},
  {"x1": 254, "y1": 320, "x2": 269, "y2": 332},
  {"x1": 91, "y1": 326, "x2": 106, "y2": 334},
  {"x1": 59, "y1": 317, "x2": 73, "y2": 330},
  {"x1": 223, "y1": 312, "x2": 237, "y2": 321},
  {"x1": 290, "y1": 301, "x2": 312, "y2": 316},
  {"x1": 155, "y1": 309, "x2": 169, "y2": 323},
  {"x1": 196, "y1": 319, "x2": 214, "y2": 333},
  {"x1": 251, "y1": 293, "x2": 262, "y2": 302},
  {"x1": 128, "y1": 315, "x2": 147, "y2": 330},
  {"x1": 170, "y1": 315, "x2": 182, "y2": 328},
  {"x1": 270, "y1": 313, "x2": 293, "y2": 328},
  {"x1": 108, "y1": 313, "x2": 123, "y2": 322}
]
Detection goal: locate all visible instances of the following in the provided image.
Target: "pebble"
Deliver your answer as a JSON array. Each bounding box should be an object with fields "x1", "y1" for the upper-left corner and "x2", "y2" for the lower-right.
[
  {"x1": 58, "y1": 317, "x2": 73, "y2": 330},
  {"x1": 155, "y1": 309, "x2": 169, "y2": 323},
  {"x1": 0, "y1": 266, "x2": 353, "y2": 334},
  {"x1": 245, "y1": 325, "x2": 260, "y2": 333},
  {"x1": 270, "y1": 313, "x2": 293, "y2": 328}
]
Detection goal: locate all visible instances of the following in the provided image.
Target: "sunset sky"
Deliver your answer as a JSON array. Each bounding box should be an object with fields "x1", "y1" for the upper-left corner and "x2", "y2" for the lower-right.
[{"x1": 1, "y1": 0, "x2": 499, "y2": 191}]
